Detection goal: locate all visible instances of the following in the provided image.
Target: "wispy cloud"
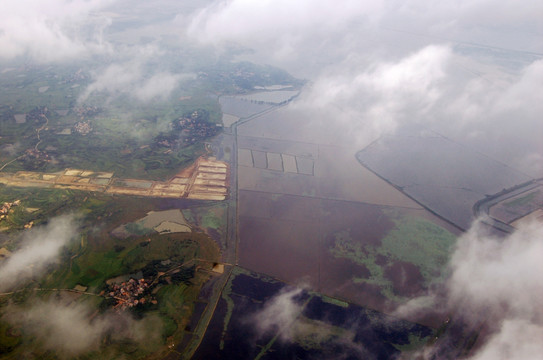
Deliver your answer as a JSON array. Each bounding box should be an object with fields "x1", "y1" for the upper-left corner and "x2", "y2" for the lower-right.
[
  {"x1": 0, "y1": 0, "x2": 115, "y2": 62},
  {"x1": 0, "y1": 214, "x2": 78, "y2": 292},
  {"x1": 4, "y1": 299, "x2": 162, "y2": 357},
  {"x1": 78, "y1": 43, "x2": 194, "y2": 103},
  {"x1": 395, "y1": 219, "x2": 543, "y2": 359},
  {"x1": 251, "y1": 286, "x2": 304, "y2": 342},
  {"x1": 184, "y1": 0, "x2": 543, "y2": 176}
]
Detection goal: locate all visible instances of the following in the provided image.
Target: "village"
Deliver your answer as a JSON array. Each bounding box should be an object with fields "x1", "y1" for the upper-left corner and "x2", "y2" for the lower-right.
[
  {"x1": 0, "y1": 199, "x2": 20, "y2": 220},
  {"x1": 107, "y1": 278, "x2": 154, "y2": 310}
]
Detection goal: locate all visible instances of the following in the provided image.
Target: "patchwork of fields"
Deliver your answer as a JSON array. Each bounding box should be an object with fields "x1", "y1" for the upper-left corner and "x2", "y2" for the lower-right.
[{"x1": 0, "y1": 157, "x2": 229, "y2": 200}]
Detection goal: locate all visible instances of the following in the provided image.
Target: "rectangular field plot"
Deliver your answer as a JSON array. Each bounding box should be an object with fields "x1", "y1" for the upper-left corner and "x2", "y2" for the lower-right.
[
  {"x1": 114, "y1": 180, "x2": 153, "y2": 189},
  {"x1": 282, "y1": 154, "x2": 297, "y2": 173},
  {"x1": 266, "y1": 152, "x2": 283, "y2": 171},
  {"x1": 296, "y1": 156, "x2": 314, "y2": 175},
  {"x1": 222, "y1": 113, "x2": 240, "y2": 127},
  {"x1": 251, "y1": 150, "x2": 267, "y2": 169},
  {"x1": 238, "y1": 148, "x2": 253, "y2": 167},
  {"x1": 357, "y1": 133, "x2": 532, "y2": 230},
  {"x1": 237, "y1": 136, "x2": 318, "y2": 159}
]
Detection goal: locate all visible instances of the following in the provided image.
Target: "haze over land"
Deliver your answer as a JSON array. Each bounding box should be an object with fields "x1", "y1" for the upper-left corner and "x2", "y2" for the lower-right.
[{"x1": 0, "y1": 0, "x2": 542, "y2": 359}]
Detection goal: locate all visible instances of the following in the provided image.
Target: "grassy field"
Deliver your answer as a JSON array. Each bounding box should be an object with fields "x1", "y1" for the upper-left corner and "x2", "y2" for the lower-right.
[
  {"x1": 378, "y1": 214, "x2": 457, "y2": 283},
  {"x1": 0, "y1": 184, "x2": 221, "y2": 359}
]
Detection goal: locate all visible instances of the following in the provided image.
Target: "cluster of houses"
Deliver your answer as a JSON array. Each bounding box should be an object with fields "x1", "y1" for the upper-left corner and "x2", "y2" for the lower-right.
[
  {"x1": 0, "y1": 200, "x2": 20, "y2": 220},
  {"x1": 175, "y1": 110, "x2": 220, "y2": 145},
  {"x1": 108, "y1": 278, "x2": 153, "y2": 310},
  {"x1": 73, "y1": 121, "x2": 92, "y2": 135},
  {"x1": 74, "y1": 105, "x2": 100, "y2": 119},
  {"x1": 24, "y1": 148, "x2": 51, "y2": 164}
]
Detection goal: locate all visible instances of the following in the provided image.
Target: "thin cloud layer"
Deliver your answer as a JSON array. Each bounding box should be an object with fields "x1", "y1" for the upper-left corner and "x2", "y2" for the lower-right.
[
  {"x1": 0, "y1": 0, "x2": 114, "y2": 62},
  {"x1": 0, "y1": 215, "x2": 78, "y2": 291},
  {"x1": 185, "y1": 0, "x2": 542, "y2": 74},
  {"x1": 292, "y1": 45, "x2": 451, "y2": 148},
  {"x1": 187, "y1": 0, "x2": 383, "y2": 46},
  {"x1": 78, "y1": 43, "x2": 194, "y2": 103},
  {"x1": 4, "y1": 300, "x2": 162, "y2": 357},
  {"x1": 81, "y1": 65, "x2": 190, "y2": 103},
  {"x1": 185, "y1": 0, "x2": 543, "y2": 176}
]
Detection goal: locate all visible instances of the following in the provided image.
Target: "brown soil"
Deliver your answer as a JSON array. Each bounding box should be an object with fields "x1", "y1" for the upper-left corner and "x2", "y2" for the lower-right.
[{"x1": 384, "y1": 261, "x2": 425, "y2": 297}]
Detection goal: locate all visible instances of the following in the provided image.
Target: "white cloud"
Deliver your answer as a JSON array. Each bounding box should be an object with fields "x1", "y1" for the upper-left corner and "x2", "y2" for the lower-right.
[
  {"x1": 251, "y1": 286, "x2": 304, "y2": 341},
  {"x1": 0, "y1": 215, "x2": 78, "y2": 291},
  {"x1": 398, "y1": 219, "x2": 543, "y2": 359},
  {"x1": 448, "y1": 220, "x2": 543, "y2": 322},
  {"x1": 186, "y1": 0, "x2": 384, "y2": 73},
  {"x1": 289, "y1": 45, "x2": 451, "y2": 148},
  {"x1": 0, "y1": 0, "x2": 115, "y2": 62},
  {"x1": 4, "y1": 300, "x2": 162, "y2": 356},
  {"x1": 183, "y1": 1, "x2": 542, "y2": 175},
  {"x1": 188, "y1": 0, "x2": 383, "y2": 45},
  {"x1": 469, "y1": 319, "x2": 543, "y2": 360},
  {"x1": 79, "y1": 53, "x2": 191, "y2": 103},
  {"x1": 134, "y1": 72, "x2": 193, "y2": 102}
]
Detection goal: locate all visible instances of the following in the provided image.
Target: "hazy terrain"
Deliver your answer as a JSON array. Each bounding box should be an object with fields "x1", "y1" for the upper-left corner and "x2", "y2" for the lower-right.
[{"x1": 1, "y1": 0, "x2": 542, "y2": 359}]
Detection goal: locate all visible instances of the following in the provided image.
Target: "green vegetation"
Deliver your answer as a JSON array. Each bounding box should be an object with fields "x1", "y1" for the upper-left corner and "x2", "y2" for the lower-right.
[
  {"x1": 217, "y1": 267, "x2": 253, "y2": 350},
  {"x1": 319, "y1": 294, "x2": 349, "y2": 308},
  {"x1": 0, "y1": 320, "x2": 21, "y2": 354},
  {"x1": 503, "y1": 190, "x2": 540, "y2": 207},
  {"x1": 0, "y1": 184, "x2": 221, "y2": 359},
  {"x1": 330, "y1": 211, "x2": 457, "y2": 301},
  {"x1": 0, "y1": 47, "x2": 304, "y2": 359},
  {"x1": 330, "y1": 229, "x2": 395, "y2": 298},
  {"x1": 219, "y1": 274, "x2": 235, "y2": 351},
  {"x1": 0, "y1": 56, "x2": 301, "y2": 181},
  {"x1": 379, "y1": 215, "x2": 457, "y2": 283}
]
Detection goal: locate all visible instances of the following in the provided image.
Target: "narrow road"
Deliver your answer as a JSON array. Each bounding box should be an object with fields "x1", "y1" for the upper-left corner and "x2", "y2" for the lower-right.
[
  {"x1": 0, "y1": 111, "x2": 49, "y2": 171},
  {"x1": 34, "y1": 113, "x2": 49, "y2": 151},
  {"x1": 183, "y1": 98, "x2": 296, "y2": 358}
]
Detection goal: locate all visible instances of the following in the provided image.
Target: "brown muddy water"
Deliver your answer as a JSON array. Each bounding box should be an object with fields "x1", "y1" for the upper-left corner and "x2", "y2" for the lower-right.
[{"x1": 239, "y1": 191, "x2": 401, "y2": 311}]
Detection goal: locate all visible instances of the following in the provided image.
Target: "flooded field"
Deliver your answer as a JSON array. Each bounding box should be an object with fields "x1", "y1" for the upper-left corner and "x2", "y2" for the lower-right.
[
  {"x1": 357, "y1": 133, "x2": 532, "y2": 229},
  {"x1": 238, "y1": 191, "x2": 457, "y2": 318},
  {"x1": 193, "y1": 269, "x2": 433, "y2": 359},
  {"x1": 232, "y1": 98, "x2": 462, "y2": 324},
  {"x1": 234, "y1": 90, "x2": 299, "y2": 104},
  {"x1": 221, "y1": 113, "x2": 239, "y2": 127},
  {"x1": 237, "y1": 143, "x2": 422, "y2": 207},
  {"x1": 219, "y1": 96, "x2": 272, "y2": 118},
  {"x1": 236, "y1": 106, "x2": 340, "y2": 145}
]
